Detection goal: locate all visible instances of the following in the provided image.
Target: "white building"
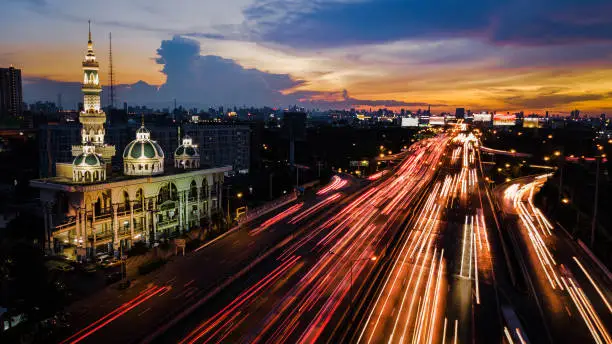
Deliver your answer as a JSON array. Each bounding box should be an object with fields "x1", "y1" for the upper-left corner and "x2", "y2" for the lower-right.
[{"x1": 30, "y1": 24, "x2": 230, "y2": 261}]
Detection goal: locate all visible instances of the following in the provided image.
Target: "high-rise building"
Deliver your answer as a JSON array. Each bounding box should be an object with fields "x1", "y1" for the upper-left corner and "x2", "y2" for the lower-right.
[
  {"x1": 184, "y1": 123, "x2": 251, "y2": 173},
  {"x1": 0, "y1": 66, "x2": 23, "y2": 118},
  {"x1": 455, "y1": 108, "x2": 465, "y2": 119},
  {"x1": 571, "y1": 109, "x2": 580, "y2": 119}
]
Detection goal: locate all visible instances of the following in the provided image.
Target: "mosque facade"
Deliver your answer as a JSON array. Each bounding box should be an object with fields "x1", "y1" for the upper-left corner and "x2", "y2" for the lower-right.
[{"x1": 30, "y1": 24, "x2": 230, "y2": 260}]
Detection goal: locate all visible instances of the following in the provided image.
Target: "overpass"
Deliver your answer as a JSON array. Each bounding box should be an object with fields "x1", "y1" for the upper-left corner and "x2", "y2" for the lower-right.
[{"x1": 480, "y1": 146, "x2": 533, "y2": 158}]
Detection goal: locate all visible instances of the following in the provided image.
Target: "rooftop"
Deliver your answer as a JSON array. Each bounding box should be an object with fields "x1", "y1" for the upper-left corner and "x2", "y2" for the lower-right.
[{"x1": 30, "y1": 165, "x2": 231, "y2": 191}]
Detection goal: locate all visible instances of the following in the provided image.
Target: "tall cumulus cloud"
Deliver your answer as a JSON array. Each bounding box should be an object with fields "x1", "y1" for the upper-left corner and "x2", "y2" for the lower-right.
[{"x1": 24, "y1": 36, "x2": 426, "y2": 109}]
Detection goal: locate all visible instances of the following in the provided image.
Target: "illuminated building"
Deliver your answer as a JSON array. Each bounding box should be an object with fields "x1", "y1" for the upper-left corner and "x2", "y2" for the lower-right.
[
  {"x1": 523, "y1": 117, "x2": 541, "y2": 128},
  {"x1": 493, "y1": 114, "x2": 517, "y2": 126},
  {"x1": 71, "y1": 22, "x2": 116, "y2": 171},
  {"x1": 429, "y1": 116, "x2": 446, "y2": 126},
  {"x1": 473, "y1": 112, "x2": 492, "y2": 122},
  {"x1": 401, "y1": 117, "x2": 419, "y2": 127},
  {"x1": 174, "y1": 135, "x2": 200, "y2": 169},
  {"x1": 122, "y1": 124, "x2": 165, "y2": 176},
  {"x1": 30, "y1": 24, "x2": 231, "y2": 261}
]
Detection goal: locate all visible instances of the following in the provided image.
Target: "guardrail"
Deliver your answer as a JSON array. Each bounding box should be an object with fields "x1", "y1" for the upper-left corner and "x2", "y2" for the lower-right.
[
  {"x1": 300, "y1": 180, "x2": 320, "y2": 189},
  {"x1": 237, "y1": 192, "x2": 297, "y2": 225}
]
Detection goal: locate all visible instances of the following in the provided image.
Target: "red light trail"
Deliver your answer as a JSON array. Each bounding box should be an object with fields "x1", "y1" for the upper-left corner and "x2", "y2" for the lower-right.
[
  {"x1": 317, "y1": 175, "x2": 348, "y2": 195},
  {"x1": 249, "y1": 203, "x2": 304, "y2": 236},
  {"x1": 61, "y1": 284, "x2": 170, "y2": 344}
]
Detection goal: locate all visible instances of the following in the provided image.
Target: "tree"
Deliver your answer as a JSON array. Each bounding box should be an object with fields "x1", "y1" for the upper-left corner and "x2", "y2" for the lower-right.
[{"x1": 0, "y1": 214, "x2": 64, "y2": 324}]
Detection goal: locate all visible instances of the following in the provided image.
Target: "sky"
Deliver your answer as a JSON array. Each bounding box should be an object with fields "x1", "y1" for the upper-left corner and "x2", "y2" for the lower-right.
[{"x1": 1, "y1": 0, "x2": 612, "y2": 114}]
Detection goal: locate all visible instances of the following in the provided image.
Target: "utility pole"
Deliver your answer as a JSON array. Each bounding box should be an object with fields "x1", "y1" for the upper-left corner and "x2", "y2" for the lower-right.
[
  {"x1": 590, "y1": 157, "x2": 600, "y2": 248},
  {"x1": 225, "y1": 184, "x2": 231, "y2": 225},
  {"x1": 558, "y1": 161, "x2": 563, "y2": 202}
]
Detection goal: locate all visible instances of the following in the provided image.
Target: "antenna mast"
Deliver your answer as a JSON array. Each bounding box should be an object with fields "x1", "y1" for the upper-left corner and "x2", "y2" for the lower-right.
[{"x1": 108, "y1": 32, "x2": 115, "y2": 109}]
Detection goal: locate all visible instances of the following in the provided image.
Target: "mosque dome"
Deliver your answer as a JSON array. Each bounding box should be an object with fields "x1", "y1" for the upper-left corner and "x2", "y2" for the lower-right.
[
  {"x1": 174, "y1": 135, "x2": 200, "y2": 169},
  {"x1": 123, "y1": 125, "x2": 165, "y2": 176},
  {"x1": 72, "y1": 143, "x2": 106, "y2": 183}
]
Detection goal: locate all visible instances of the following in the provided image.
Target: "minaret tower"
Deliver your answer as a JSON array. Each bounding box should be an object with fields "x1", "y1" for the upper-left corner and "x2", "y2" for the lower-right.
[{"x1": 72, "y1": 21, "x2": 115, "y2": 162}]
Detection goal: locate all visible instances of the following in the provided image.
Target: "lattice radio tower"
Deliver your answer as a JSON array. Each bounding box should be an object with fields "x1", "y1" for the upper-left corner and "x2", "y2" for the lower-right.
[{"x1": 108, "y1": 32, "x2": 115, "y2": 109}]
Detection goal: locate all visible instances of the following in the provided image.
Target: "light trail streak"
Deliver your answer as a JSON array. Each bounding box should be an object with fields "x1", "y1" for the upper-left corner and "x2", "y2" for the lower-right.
[
  {"x1": 504, "y1": 327, "x2": 515, "y2": 344},
  {"x1": 454, "y1": 320, "x2": 458, "y2": 344},
  {"x1": 506, "y1": 176, "x2": 612, "y2": 344},
  {"x1": 473, "y1": 231, "x2": 480, "y2": 304},
  {"x1": 357, "y1": 131, "x2": 488, "y2": 344},
  {"x1": 573, "y1": 256, "x2": 612, "y2": 314},
  {"x1": 179, "y1": 255, "x2": 301, "y2": 344},
  {"x1": 515, "y1": 328, "x2": 527, "y2": 344},
  {"x1": 288, "y1": 193, "x2": 341, "y2": 224},
  {"x1": 508, "y1": 182, "x2": 561, "y2": 290},
  {"x1": 441, "y1": 317, "x2": 448, "y2": 344},
  {"x1": 61, "y1": 285, "x2": 170, "y2": 344},
  {"x1": 561, "y1": 276, "x2": 606, "y2": 344},
  {"x1": 249, "y1": 203, "x2": 304, "y2": 236},
  {"x1": 368, "y1": 170, "x2": 388, "y2": 181},
  {"x1": 317, "y1": 175, "x2": 348, "y2": 195},
  {"x1": 180, "y1": 136, "x2": 451, "y2": 344}
]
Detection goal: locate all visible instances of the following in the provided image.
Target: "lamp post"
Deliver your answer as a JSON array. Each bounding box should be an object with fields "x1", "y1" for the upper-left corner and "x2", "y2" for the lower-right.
[
  {"x1": 591, "y1": 156, "x2": 602, "y2": 248},
  {"x1": 329, "y1": 250, "x2": 377, "y2": 317}
]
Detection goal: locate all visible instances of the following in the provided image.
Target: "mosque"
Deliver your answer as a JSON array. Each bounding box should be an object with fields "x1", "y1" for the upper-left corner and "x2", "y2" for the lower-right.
[{"x1": 30, "y1": 24, "x2": 231, "y2": 261}]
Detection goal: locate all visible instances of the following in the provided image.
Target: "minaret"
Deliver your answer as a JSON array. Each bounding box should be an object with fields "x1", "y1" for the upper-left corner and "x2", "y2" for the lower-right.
[{"x1": 73, "y1": 21, "x2": 115, "y2": 162}]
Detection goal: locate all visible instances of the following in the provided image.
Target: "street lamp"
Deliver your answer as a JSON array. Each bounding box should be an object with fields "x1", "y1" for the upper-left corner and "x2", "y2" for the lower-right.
[
  {"x1": 561, "y1": 198, "x2": 570, "y2": 204},
  {"x1": 329, "y1": 251, "x2": 377, "y2": 313}
]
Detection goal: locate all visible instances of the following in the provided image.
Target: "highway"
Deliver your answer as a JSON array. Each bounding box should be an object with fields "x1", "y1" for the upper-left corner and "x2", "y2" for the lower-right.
[
  {"x1": 350, "y1": 129, "x2": 512, "y2": 344},
  {"x1": 58, "y1": 128, "x2": 612, "y2": 344},
  {"x1": 154, "y1": 135, "x2": 450, "y2": 343},
  {"x1": 498, "y1": 175, "x2": 611, "y2": 344},
  {"x1": 59, "y1": 175, "x2": 363, "y2": 344}
]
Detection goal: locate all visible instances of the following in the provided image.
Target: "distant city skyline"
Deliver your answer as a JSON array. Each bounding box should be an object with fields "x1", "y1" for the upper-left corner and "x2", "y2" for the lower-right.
[{"x1": 2, "y1": 0, "x2": 612, "y2": 114}]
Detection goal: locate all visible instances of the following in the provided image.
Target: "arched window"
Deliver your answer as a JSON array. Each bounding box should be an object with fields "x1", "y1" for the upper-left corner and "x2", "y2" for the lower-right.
[
  {"x1": 190, "y1": 180, "x2": 198, "y2": 199},
  {"x1": 93, "y1": 171, "x2": 99, "y2": 180},
  {"x1": 139, "y1": 164, "x2": 143, "y2": 171},
  {"x1": 158, "y1": 183, "x2": 178, "y2": 204},
  {"x1": 122, "y1": 191, "x2": 130, "y2": 210},
  {"x1": 94, "y1": 197, "x2": 102, "y2": 215},
  {"x1": 85, "y1": 171, "x2": 91, "y2": 181},
  {"x1": 135, "y1": 189, "x2": 143, "y2": 209}
]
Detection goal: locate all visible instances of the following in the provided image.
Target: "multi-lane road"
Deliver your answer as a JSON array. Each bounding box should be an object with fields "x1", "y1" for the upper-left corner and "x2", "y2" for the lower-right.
[
  {"x1": 60, "y1": 174, "x2": 364, "y2": 343},
  {"x1": 499, "y1": 175, "x2": 611, "y2": 343},
  {"x1": 59, "y1": 127, "x2": 611, "y2": 344},
  {"x1": 349, "y1": 130, "x2": 510, "y2": 344},
  {"x1": 159, "y1": 135, "x2": 449, "y2": 343}
]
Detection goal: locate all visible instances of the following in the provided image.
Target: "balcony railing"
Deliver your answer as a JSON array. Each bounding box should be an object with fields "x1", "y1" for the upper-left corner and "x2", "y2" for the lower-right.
[
  {"x1": 55, "y1": 220, "x2": 76, "y2": 232},
  {"x1": 94, "y1": 212, "x2": 113, "y2": 221},
  {"x1": 157, "y1": 218, "x2": 179, "y2": 228}
]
